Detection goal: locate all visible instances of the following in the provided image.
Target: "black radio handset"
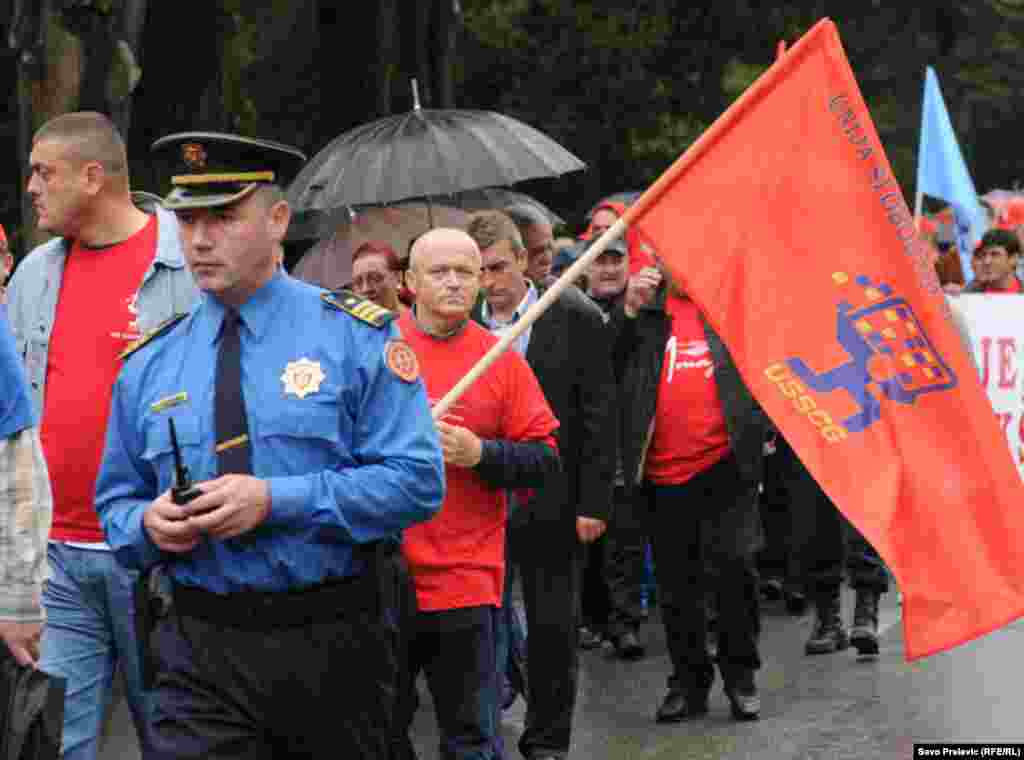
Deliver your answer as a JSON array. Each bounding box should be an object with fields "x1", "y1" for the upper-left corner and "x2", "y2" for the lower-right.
[{"x1": 168, "y1": 418, "x2": 203, "y2": 505}]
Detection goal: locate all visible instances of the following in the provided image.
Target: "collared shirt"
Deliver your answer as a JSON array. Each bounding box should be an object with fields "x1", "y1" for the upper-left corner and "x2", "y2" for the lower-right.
[
  {"x1": 6, "y1": 199, "x2": 199, "y2": 417},
  {"x1": 479, "y1": 282, "x2": 538, "y2": 356},
  {"x1": 0, "y1": 309, "x2": 51, "y2": 623},
  {"x1": 96, "y1": 272, "x2": 445, "y2": 593}
]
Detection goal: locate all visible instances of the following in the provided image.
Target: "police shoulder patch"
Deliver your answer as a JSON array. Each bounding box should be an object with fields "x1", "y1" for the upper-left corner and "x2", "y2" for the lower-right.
[
  {"x1": 119, "y1": 313, "x2": 188, "y2": 360},
  {"x1": 321, "y1": 289, "x2": 395, "y2": 328}
]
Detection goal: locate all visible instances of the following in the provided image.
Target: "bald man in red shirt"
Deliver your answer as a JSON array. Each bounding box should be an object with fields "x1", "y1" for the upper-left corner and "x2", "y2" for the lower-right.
[{"x1": 392, "y1": 228, "x2": 559, "y2": 760}]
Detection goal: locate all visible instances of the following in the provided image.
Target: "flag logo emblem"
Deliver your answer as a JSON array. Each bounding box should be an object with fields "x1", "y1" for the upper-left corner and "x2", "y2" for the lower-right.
[{"x1": 780, "y1": 273, "x2": 957, "y2": 435}]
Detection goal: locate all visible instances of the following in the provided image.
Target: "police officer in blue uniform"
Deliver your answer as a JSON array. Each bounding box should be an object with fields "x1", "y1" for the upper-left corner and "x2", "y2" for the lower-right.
[{"x1": 94, "y1": 132, "x2": 445, "y2": 760}]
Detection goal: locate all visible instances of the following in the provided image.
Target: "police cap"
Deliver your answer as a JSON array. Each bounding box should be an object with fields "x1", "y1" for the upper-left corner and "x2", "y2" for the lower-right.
[{"x1": 151, "y1": 132, "x2": 306, "y2": 211}]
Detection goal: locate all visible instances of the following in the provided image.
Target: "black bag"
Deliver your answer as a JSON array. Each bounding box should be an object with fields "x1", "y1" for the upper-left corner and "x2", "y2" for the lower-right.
[{"x1": 0, "y1": 649, "x2": 65, "y2": 760}]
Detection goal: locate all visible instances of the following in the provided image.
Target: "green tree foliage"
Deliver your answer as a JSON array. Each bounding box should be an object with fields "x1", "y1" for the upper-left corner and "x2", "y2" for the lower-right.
[
  {"x1": 458, "y1": 0, "x2": 1024, "y2": 224},
  {"x1": 5, "y1": 1, "x2": 1024, "y2": 254}
]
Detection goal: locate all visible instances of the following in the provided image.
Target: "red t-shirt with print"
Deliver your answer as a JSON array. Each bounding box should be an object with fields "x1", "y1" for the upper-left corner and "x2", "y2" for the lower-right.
[
  {"x1": 41, "y1": 217, "x2": 157, "y2": 542},
  {"x1": 644, "y1": 294, "x2": 731, "y2": 486},
  {"x1": 397, "y1": 312, "x2": 559, "y2": 612}
]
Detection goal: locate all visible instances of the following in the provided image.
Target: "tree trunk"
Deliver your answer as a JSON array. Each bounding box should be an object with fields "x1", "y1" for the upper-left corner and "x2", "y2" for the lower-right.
[
  {"x1": 377, "y1": 0, "x2": 399, "y2": 117},
  {"x1": 434, "y1": 0, "x2": 458, "y2": 108},
  {"x1": 16, "y1": 3, "x2": 85, "y2": 249},
  {"x1": 13, "y1": 1, "x2": 147, "y2": 248}
]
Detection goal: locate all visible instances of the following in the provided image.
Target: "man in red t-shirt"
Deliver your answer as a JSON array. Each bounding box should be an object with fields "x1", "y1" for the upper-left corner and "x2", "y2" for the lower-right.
[
  {"x1": 8, "y1": 112, "x2": 197, "y2": 759},
  {"x1": 614, "y1": 261, "x2": 767, "y2": 724},
  {"x1": 392, "y1": 228, "x2": 559, "y2": 760}
]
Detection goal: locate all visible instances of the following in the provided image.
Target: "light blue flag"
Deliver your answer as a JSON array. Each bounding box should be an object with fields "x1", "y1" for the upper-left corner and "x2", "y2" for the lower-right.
[{"x1": 917, "y1": 66, "x2": 988, "y2": 283}]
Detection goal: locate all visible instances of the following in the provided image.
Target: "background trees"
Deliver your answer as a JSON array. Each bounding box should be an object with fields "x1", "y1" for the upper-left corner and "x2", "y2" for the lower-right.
[{"x1": 3, "y1": 1, "x2": 1024, "y2": 260}]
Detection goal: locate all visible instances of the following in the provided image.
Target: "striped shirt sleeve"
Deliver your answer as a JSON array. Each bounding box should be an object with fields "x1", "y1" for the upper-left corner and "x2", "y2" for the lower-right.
[{"x1": 0, "y1": 426, "x2": 52, "y2": 623}]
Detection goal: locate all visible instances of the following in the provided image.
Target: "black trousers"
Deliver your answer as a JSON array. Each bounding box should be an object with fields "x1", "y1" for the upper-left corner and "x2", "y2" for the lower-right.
[
  {"x1": 642, "y1": 454, "x2": 762, "y2": 693},
  {"x1": 146, "y1": 585, "x2": 399, "y2": 759},
  {"x1": 603, "y1": 485, "x2": 648, "y2": 637},
  {"x1": 508, "y1": 511, "x2": 583, "y2": 759},
  {"x1": 758, "y1": 439, "x2": 797, "y2": 584},
  {"x1": 392, "y1": 606, "x2": 501, "y2": 760},
  {"x1": 777, "y1": 436, "x2": 890, "y2": 593},
  {"x1": 580, "y1": 536, "x2": 610, "y2": 633}
]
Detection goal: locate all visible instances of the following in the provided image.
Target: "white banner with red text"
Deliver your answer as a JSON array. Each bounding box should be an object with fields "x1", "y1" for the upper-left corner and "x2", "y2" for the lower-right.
[{"x1": 958, "y1": 295, "x2": 1024, "y2": 480}]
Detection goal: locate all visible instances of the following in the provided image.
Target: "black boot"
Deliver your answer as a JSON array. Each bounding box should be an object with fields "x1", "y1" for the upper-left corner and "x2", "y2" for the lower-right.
[
  {"x1": 804, "y1": 585, "x2": 849, "y2": 655},
  {"x1": 850, "y1": 588, "x2": 880, "y2": 655}
]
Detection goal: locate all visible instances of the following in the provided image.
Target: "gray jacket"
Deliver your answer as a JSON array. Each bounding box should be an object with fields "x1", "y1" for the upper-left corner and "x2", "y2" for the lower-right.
[{"x1": 7, "y1": 199, "x2": 198, "y2": 416}]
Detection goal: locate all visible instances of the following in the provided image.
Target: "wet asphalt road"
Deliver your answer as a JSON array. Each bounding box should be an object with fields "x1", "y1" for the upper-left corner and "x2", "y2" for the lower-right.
[{"x1": 101, "y1": 586, "x2": 1024, "y2": 758}]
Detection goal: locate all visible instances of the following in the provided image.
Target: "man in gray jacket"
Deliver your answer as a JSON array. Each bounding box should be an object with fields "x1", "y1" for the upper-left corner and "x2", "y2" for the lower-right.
[{"x1": 7, "y1": 111, "x2": 197, "y2": 760}]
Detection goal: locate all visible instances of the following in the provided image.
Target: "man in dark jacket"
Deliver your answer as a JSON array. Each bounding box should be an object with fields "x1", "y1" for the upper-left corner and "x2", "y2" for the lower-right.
[
  {"x1": 582, "y1": 236, "x2": 648, "y2": 658},
  {"x1": 467, "y1": 210, "x2": 617, "y2": 760},
  {"x1": 613, "y1": 262, "x2": 766, "y2": 723}
]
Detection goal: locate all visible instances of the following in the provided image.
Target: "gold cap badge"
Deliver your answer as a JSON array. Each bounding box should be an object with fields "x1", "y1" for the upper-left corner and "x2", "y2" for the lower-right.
[
  {"x1": 182, "y1": 142, "x2": 207, "y2": 170},
  {"x1": 281, "y1": 358, "x2": 326, "y2": 399}
]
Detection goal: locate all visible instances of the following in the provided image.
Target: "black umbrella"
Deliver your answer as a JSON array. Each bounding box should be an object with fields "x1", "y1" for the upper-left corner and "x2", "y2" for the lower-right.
[
  {"x1": 289, "y1": 86, "x2": 585, "y2": 213},
  {"x1": 443, "y1": 187, "x2": 565, "y2": 226}
]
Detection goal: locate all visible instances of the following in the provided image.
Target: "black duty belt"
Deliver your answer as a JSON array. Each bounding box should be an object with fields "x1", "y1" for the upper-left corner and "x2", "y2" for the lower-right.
[{"x1": 172, "y1": 575, "x2": 373, "y2": 630}]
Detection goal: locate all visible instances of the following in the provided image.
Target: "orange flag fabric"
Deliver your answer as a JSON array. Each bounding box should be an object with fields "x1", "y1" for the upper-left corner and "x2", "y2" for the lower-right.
[{"x1": 626, "y1": 18, "x2": 1024, "y2": 660}]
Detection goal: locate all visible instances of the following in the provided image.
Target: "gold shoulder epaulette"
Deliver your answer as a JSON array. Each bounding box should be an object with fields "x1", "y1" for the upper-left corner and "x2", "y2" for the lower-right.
[
  {"x1": 119, "y1": 313, "x2": 188, "y2": 360},
  {"x1": 321, "y1": 289, "x2": 395, "y2": 328}
]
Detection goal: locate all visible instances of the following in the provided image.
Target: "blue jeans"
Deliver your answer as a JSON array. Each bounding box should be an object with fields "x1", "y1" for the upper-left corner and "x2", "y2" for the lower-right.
[{"x1": 39, "y1": 543, "x2": 154, "y2": 760}]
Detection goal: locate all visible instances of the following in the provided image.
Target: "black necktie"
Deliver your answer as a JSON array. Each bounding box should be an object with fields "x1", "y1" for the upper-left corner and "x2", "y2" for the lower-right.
[{"x1": 214, "y1": 308, "x2": 252, "y2": 475}]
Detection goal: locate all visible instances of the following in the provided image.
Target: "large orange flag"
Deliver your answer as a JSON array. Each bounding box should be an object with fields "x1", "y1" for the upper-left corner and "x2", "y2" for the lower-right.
[{"x1": 625, "y1": 19, "x2": 1024, "y2": 660}]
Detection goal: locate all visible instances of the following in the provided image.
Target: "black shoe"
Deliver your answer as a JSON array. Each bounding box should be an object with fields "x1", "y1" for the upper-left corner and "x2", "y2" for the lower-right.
[
  {"x1": 579, "y1": 626, "x2": 603, "y2": 650},
  {"x1": 760, "y1": 577, "x2": 784, "y2": 601},
  {"x1": 850, "y1": 589, "x2": 880, "y2": 655},
  {"x1": 784, "y1": 588, "x2": 808, "y2": 616},
  {"x1": 655, "y1": 688, "x2": 709, "y2": 723},
  {"x1": 706, "y1": 629, "x2": 718, "y2": 662},
  {"x1": 613, "y1": 630, "x2": 646, "y2": 660},
  {"x1": 805, "y1": 586, "x2": 849, "y2": 655},
  {"x1": 723, "y1": 671, "x2": 760, "y2": 721}
]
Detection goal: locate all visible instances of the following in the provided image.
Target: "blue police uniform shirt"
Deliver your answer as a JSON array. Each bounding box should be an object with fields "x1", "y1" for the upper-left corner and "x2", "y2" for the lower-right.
[
  {"x1": 0, "y1": 304, "x2": 35, "y2": 439},
  {"x1": 95, "y1": 271, "x2": 445, "y2": 593}
]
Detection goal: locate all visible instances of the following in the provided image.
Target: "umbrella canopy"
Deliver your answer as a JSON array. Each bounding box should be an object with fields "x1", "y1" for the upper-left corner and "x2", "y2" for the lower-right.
[
  {"x1": 289, "y1": 108, "x2": 585, "y2": 212},
  {"x1": 439, "y1": 187, "x2": 565, "y2": 226},
  {"x1": 290, "y1": 202, "x2": 468, "y2": 290}
]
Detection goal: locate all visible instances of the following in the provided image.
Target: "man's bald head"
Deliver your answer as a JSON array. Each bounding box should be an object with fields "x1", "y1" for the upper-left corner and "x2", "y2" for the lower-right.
[
  {"x1": 33, "y1": 111, "x2": 129, "y2": 178},
  {"x1": 406, "y1": 227, "x2": 481, "y2": 333},
  {"x1": 408, "y1": 227, "x2": 482, "y2": 272}
]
